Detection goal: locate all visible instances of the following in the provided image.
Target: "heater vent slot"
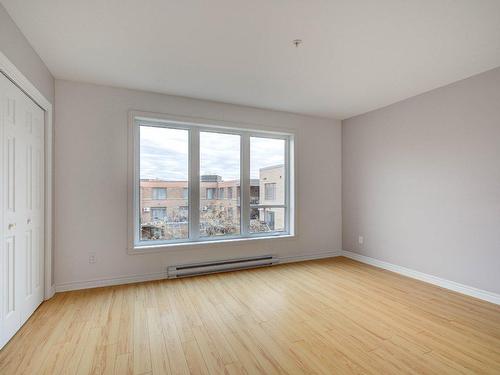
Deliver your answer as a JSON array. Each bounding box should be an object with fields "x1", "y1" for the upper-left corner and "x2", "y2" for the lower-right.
[{"x1": 167, "y1": 255, "x2": 278, "y2": 279}]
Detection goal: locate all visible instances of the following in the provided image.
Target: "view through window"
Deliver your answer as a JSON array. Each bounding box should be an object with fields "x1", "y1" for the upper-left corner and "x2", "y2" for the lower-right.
[
  {"x1": 200, "y1": 131, "x2": 241, "y2": 238},
  {"x1": 250, "y1": 137, "x2": 286, "y2": 233},
  {"x1": 139, "y1": 126, "x2": 189, "y2": 241},
  {"x1": 136, "y1": 119, "x2": 292, "y2": 246}
]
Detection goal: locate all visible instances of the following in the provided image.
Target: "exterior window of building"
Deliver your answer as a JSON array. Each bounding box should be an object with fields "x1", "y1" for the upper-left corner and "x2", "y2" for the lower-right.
[
  {"x1": 264, "y1": 183, "x2": 276, "y2": 201},
  {"x1": 133, "y1": 118, "x2": 293, "y2": 248},
  {"x1": 152, "y1": 187, "x2": 167, "y2": 200},
  {"x1": 206, "y1": 188, "x2": 216, "y2": 200},
  {"x1": 151, "y1": 207, "x2": 166, "y2": 220}
]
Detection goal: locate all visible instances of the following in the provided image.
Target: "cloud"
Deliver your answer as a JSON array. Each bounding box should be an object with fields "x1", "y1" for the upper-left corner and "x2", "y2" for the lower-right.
[
  {"x1": 140, "y1": 126, "x2": 189, "y2": 180},
  {"x1": 250, "y1": 137, "x2": 285, "y2": 179},
  {"x1": 140, "y1": 126, "x2": 285, "y2": 181},
  {"x1": 200, "y1": 132, "x2": 240, "y2": 179}
]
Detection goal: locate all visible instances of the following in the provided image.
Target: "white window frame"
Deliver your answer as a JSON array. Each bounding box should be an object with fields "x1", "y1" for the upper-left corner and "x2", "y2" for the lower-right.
[{"x1": 128, "y1": 112, "x2": 295, "y2": 251}]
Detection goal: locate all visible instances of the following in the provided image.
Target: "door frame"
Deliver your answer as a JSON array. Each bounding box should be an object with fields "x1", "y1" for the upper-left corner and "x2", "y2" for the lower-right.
[{"x1": 0, "y1": 51, "x2": 54, "y2": 300}]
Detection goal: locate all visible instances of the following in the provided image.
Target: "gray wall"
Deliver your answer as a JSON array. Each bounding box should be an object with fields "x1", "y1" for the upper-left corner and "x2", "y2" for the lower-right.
[
  {"x1": 342, "y1": 67, "x2": 500, "y2": 294},
  {"x1": 0, "y1": 3, "x2": 54, "y2": 102},
  {"x1": 1, "y1": 4, "x2": 55, "y2": 287},
  {"x1": 54, "y1": 80, "x2": 342, "y2": 287}
]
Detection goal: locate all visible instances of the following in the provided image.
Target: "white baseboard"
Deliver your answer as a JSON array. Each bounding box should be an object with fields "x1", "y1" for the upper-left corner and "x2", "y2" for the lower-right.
[
  {"x1": 44, "y1": 284, "x2": 56, "y2": 300},
  {"x1": 55, "y1": 250, "x2": 341, "y2": 292},
  {"x1": 55, "y1": 271, "x2": 167, "y2": 292},
  {"x1": 279, "y1": 250, "x2": 342, "y2": 264},
  {"x1": 342, "y1": 250, "x2": 500, "y2": 305}
]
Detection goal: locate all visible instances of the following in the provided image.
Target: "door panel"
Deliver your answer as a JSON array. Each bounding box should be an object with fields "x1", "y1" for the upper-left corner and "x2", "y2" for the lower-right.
[
  {"x1": 20, "y1": 91, "x2": 44, "y2": 325},
  {"x1": 2, "y1": 228, "x2": 19, "y2": 343},
  {"x1": 1, "y1": 73, "x2": 45, "y2": 347},
  {"x1": 6, "y1": 136, "x2": 15, "y2": 212},
  {"x1": 4, "y1": 236, "x2": 15, "y2": 318},
  {"x1": 25, "y1": 229, "x2": 32, "y2": 297},
  {"x1": 26, "y1": 143, "x2": 33, "y2": 211}
]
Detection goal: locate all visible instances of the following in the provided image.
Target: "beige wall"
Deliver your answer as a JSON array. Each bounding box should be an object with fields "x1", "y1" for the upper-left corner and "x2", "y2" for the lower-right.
[
  {"x1": 54, "y1": 79, "x2": 342, "y2": 287},
  {"x1": 342, "y1": 66, "x2": 500, "y2": 294}
]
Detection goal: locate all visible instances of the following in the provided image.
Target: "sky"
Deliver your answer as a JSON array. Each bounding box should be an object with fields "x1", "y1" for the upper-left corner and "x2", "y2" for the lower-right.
[{"x1": 140, "y1": 126, "x2": 284, "y2": 181}]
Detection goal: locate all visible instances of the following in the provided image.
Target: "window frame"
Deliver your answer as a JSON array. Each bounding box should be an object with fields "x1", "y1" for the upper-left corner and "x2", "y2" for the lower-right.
[{"x1": 128, "y1": 112, "x2": 295, "y2": 251}]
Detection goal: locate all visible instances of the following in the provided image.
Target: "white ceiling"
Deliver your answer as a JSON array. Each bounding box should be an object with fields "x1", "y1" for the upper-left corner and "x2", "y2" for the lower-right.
[{"x1": 3, "y1": 0, "x2": 500, "y2": 119}]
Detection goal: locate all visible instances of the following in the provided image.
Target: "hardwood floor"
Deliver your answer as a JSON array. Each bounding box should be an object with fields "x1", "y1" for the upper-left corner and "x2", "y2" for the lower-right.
[{"x1": 1, "y1": 256, "x2": 500, "y2": 374}]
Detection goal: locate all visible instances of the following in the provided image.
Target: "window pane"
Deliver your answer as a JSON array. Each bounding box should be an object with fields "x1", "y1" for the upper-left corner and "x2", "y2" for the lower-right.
[
  {"x1": 264, "y1": 183, "x2": 276, "y2": 200},
  {"x1": 200, "y1": 132, "x2": 240, "y2": 237},
  {"x1": 250, "y1": 137, "x2": 285, "y2": 205},
  {"x1": 139, "y1": 126, "x2": 189, "y2": 241},
  {"x1": 250, "y1": 137, "x2": 286, "y2": 234},
  {"x1": 250, "y1": 207, "x2": 286, "y2": 233},
  {"x1": 152, "y1": 187, "x2": 167, "y2": 200}
]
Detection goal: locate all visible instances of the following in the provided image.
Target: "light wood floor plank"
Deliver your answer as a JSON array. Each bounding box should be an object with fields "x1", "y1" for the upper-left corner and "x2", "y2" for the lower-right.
[{"x1": 1, "y1": 257, "x2": 500, "y2": 374}]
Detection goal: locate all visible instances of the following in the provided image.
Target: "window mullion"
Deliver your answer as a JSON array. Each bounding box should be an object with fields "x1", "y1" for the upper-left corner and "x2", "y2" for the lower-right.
[
  {"x1": 240, "y1": 134, "x2": 250, "y2": 236},
  {"x1": 285, "y1": 136, "x2": 290, "y2": 234},
  {"x1": 189, "y1": 128, "x2": 200, "y2": 240}
]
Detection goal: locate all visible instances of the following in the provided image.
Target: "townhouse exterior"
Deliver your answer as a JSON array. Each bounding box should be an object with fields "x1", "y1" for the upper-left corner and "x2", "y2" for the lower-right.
[{"x1": 140, "y1": 165, "x2": 284, "y2": 240}]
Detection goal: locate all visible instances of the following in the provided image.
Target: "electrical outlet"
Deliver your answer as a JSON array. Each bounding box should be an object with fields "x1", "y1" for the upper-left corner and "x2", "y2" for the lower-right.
[
  {"x1": 89, "y1": 252, "x2": 97, "y2": 264},
  {"x1": 358, "y1": 236, "x2": 364, "y2": 245}
]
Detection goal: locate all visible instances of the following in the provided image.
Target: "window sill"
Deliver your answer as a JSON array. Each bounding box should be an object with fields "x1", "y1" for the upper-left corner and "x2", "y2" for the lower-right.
[{"x1": 128, "y1": 233, "x2": 295, "y2": 254}]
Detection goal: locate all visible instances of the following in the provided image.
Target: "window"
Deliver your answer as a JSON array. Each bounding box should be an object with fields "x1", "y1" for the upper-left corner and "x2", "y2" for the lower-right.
[
  {"x1": 152, "y1": 187, "x2": 167, "y2": 200},
  {"x1": 200, "y1": 131, "x2": 240, "y2": 238},
  {"x1": 133, "y1": 116, "x2": 293, "y2": 247},
  {"x1": 139, "y1": 126, "x2": 189, "y2": 241},
  {"x1": 250, "y1": 137, "x2": 286, "y2": 233},
  {"x1": 151, "y1": 207, "x2": 166, "y2": 220},
  {"x1": 264, "y1": 183, "x2": 276, "y2": 201},
  {"x1": 206, "y1": 188, "x2": 216, "y2": 200}
]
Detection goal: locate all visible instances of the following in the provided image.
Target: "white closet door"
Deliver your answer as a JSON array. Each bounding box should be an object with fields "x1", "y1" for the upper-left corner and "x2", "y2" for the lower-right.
[
  {"x1": 20, "y1": 91, "x2": 44, "y2": 325},
  {"x1": 0, "y1": 73, "x2": 44, "y2": 348}
]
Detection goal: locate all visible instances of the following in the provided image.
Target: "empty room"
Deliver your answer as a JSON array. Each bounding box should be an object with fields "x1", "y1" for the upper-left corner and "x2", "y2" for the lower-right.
[{"x1": 1, "y1": 1, "x2": 500, "y2": 374}]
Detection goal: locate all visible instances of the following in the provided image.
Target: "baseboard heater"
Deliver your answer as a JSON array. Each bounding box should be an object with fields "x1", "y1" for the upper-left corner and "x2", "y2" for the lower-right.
[{"x1": 167, "y1": 255, "x2": 279, "y2": 279}]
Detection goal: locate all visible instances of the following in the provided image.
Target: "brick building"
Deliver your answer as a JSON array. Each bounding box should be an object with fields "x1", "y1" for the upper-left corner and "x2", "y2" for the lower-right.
[{"x1": 140, "y1": 165, "x2": 284, "y2": 239}]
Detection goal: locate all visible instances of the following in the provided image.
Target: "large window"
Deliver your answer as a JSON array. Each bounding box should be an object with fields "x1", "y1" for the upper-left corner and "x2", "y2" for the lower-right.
[
  {"x1": 139, "y1": 126, "x2": 189, "y2": 241},
  {"x1": 250, "y1": 137, "x2": 286, "y2": 233},
  {"x1": 200, "y1": 131, "x2": 240, "y2": 238},
  {"x1": 133, "y1": 117, "x2": 294, "y2": 247}
]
